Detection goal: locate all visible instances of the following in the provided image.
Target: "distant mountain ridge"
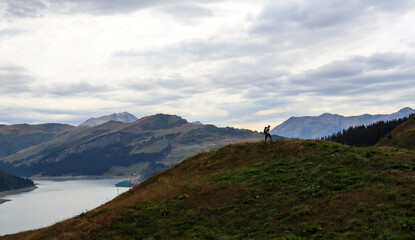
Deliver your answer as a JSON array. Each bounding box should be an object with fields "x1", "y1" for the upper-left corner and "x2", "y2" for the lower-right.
[
  {"x1": 271, "y1": 107, "x2": 415, "y2": 139},
  {"x1": 0, "y1": 114, "x2": 267, "y2": 179},
  {"x1": 80, "y1": 112, "x2": 138, "y2": 127}
]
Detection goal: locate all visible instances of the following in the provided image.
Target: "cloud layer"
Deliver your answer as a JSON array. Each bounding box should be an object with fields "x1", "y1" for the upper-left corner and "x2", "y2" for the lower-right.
[{"x1": 1, "y1": 0, "x2": 414, "y2": 130}]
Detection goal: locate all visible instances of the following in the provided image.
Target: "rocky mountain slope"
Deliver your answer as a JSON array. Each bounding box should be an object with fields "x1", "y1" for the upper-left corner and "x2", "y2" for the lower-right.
[
  {"x1": 80, "y1": 112, "x2": 138, "y2": 127},
  {"x1": 0, "y1": 114, "x2": 265, "y2": 178},
  {"x1": 3, "y1": 138, "x2": 415, "y2": 239},
  {"x1": 272, "y1": 107, "x2": 415, "y2": 139}
]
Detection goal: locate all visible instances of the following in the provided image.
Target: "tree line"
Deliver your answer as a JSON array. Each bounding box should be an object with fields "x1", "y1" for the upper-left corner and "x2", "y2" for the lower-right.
[
  {"x1": 322, "y1": 115, "x2": 412, "y2": 147},
  {"x1": 0, "y1": 169, "x2": 34, "y2": 192}
]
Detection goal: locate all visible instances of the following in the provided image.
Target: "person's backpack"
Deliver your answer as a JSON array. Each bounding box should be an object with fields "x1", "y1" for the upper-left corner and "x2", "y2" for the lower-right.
[{"x1": 264, "y1": 126, "x2": 268, "y2": 134}]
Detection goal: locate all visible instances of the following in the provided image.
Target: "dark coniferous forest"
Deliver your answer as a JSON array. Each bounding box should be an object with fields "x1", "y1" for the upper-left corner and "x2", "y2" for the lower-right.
[
  {"x1": 0, "y1": 169, "x2": 34, "y2": 192},
  {"x1": 323, "y1": 115, "x2": 412, "y2": 147}
]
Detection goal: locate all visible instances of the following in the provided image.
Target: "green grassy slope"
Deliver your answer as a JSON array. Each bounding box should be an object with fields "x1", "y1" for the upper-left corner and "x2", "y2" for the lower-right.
[
  {"x1": 377, "y1": 115, "x2": 415, "y2": 150},
  {"x1": 3, "y1": 139, "x2": 415, "y2": 240}
]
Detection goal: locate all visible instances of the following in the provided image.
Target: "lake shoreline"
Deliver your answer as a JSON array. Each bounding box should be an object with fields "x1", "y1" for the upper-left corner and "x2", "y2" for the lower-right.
[
  {"x1": 0, "y1": 198, "x2": 10, "y2": 204},
  {"x1": 0, "y1": 186, "x2": 37, "y2": 204},
  {"x1": 30, "y1": 175, "x2": 132, "y2": 180},
  {"x1": 0, "y1": 178, "x2": 129, "y2": 236}
]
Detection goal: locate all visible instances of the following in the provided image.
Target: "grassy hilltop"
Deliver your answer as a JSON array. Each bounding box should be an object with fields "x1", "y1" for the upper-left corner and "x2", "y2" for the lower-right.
[
  {"x1": 377, "y1": 114, "x2": 415, "y2": 150},
  {"x1": 3, "y1": 138, "x2": 415, "y2": 240}
]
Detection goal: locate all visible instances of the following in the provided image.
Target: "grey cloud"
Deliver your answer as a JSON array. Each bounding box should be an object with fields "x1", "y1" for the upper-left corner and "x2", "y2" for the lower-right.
[
  {"x1": 291, "y1": 52, "x2": 415, "y2": 97},
  {"x1": 124, "y1": 76, "x2": 200, "y2": 90},
  {"x1": 301, "y1": 61, "x2": 363, "y2": 81},
  {"x1": 161, "y1": 4, "x2": 214, "y2": 23},
  {"x1": 134, "y1": 93, "x2": 183, "y2": 106},
  {"x1": 203, "y1": 57, "x2": 289, "y2": 91},
  {"x1": 113, "y1": 87, "x2": 186, "y2": 107},
  {"x1": 253, "y1": 1, "x2": 360, "y2": 31},
  {"x1": 0, "y1": 28, "x2": 27, "y2": 37},
  {"x1": 200, "y1": 51, "x2": 415, "y2": 124},
  {"x1": 173, "y1": 40, "x2": 272, "y2": 61},
  {"x1": 4, "y1": 0, "x2": 48, "y2": 19},
  {"x1": 156, "y1": 78, "x2": 197, "y2": 89},
  {"x1": 0, "y1": 106, "x2": 110, "y2": 125},
  {"x1": 112, "y1": 36, "x2": 293, "y2": 113},
  {"x1": 211, "y1": 96, "x2": 294, "y2": 127},
  {"x1": 43, "y1": 81, "x2": 111, "y2": 97},
  {"x1": 51, "y1": 0, "x2": 166, "y2": 15},
  {"x1": 58, "y1": 0, "x2": 219, "y2": 15},
  {"x1": 303, "y1": 53, "x2": 411, "y2": 81},
  {"x1": 115, "y1": 39, "x2": 415, "y2": 126},
  {"x1": 3, "y1": 0, "x2": 159, "y2": 18},
  {"x1": 113, "y1": 41, "x2": 233, "y2": 59},
  {"x1": 123, "y1": 80, "x2": 154, "y2": 91},
  {"x1": 0, "y1": 107, "x2": 44, "y2": 124},
  {"x1": 361, "y1": 0, "x2": 415, "y2": 11},
  {"x1": 0, "y1": 66, "x2": 112, "y2": 97},
  {"x1": 248, "y1": 0, "x2": 415, "y2": 55},
  {"x1": 251, "y1": 0, "x2": 415, "y2": 35},
  {"x1": 0, "y1": 65, "x2": 34, "y2": 93},
  {"x1": 123, "y1": 76, "x2": 209, "y2": 99},
  {"x1": 113, "y1": 39, "x2": 275, "y2": 68},
  {"x1": 116, "y1": 51, "x2": 291, "y2": 107},
  {"x1": 207, "y1": 71, "x2": 284, "y2": 91},
  {"x1": 2, "y1": 0, "x2": 220, "y2": 18},
  {"x1": 115, "y1": 40, "x2": 290, "y2": 97},
  {"x1": 359, "y1": 53, "x2": 410, "y2": 70}
]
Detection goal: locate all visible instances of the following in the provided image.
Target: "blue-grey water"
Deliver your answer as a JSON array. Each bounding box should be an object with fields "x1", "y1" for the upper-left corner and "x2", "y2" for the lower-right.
[{"x1": 0, "y1": 178, "x2": 129, "y2": 236}]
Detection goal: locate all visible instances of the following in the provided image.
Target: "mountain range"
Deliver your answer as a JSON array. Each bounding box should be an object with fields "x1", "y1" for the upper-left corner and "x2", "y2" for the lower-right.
[
  {"x1": 271, "y1": 107, "x2": 415, "y2": 139},
  {"x1": 0, "y1": 114, "x2": 266, "y2": 179},
  {"x1": 1, "y1": 108, "x2": 412, "y2": 180}
]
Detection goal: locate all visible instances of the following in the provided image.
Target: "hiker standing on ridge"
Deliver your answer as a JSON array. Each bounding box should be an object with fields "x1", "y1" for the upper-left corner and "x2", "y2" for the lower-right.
[{"x1": 264, "y1": 125, "x2": 272, "y2": 142}]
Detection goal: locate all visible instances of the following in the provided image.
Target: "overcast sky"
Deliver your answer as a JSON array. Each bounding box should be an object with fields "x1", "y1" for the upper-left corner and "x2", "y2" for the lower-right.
[{"x1": 1, "y1": 0, "x2": 414, "y2": 131}]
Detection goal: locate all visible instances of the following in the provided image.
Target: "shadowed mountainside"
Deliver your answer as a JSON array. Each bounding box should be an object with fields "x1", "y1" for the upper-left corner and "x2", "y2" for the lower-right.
[{"x1": 0, "y1": 123, "x2": 74, "y2": 158}]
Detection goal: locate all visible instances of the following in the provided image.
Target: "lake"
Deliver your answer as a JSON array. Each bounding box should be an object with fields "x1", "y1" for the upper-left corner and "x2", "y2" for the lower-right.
[{"x1": 0, "y1": 178, "x2": 130, "y2": 236}]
